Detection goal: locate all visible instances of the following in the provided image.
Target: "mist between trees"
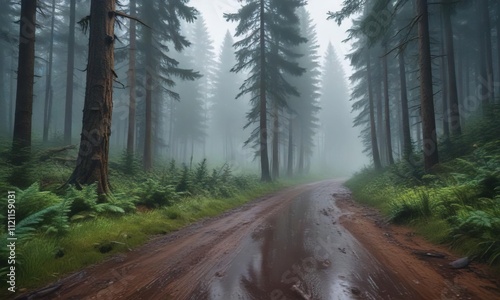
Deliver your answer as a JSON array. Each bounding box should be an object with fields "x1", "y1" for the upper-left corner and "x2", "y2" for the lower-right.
[{"x1": 2, "y1": 0, "x2": 364, "y2": 192}]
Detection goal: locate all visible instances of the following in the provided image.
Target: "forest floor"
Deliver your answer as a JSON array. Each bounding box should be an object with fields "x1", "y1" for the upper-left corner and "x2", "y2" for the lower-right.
[{"x1": 17, "y1": 180, "x2": 500, "y2": 300}]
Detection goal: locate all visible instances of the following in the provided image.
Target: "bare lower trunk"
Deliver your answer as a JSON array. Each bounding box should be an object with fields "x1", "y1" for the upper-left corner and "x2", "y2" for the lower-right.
[
  {"x1": 0, "y1": 49, "x2": 6, "y2": 135},
  {"x1": 417, "y1": 0, "x2": 439, "y2": 171},
  {"x1": 398, "y1": 50, "x2": 412, "y2": 160},
  {"x1": 259, "y1": 0, "x2": 271, "y2": 181},
  {"x1": 12, "y1": 0, "x2": 37, "y2": 165},
  {"x1": 375, "y1": 65, "x2": 385, "y2": 165},
  {"x1": 67, "y1": 0, "x2": 116, "y2": 194},
  {"x1": 64, "y1": 0, "x2": 76, "y2": 144},
  {"x1": 367, "y1": 51, "x2": 382, "y2": 170},
  {"x1": 43, "y1": 0, "x2": 56, "y2": 143},
  {"x1": 272, "y1": 103, "x2": 279, "y2": 179},
  {"x1": 287, "y1": 113, "x2": 293, "y2": 177},
  {"x1": 382, "y1": 45, "x2": 394, "y2": 165},
  {"x1": 126, "y1": 0, "x2": 137, "y2": 155},
  {"x1": 442, "y1": 5, "x2": 461, "y2": 136},
  {"x1": 143, "y1": 26, "x2": 153, "y2": 171},
  {"x1": 440, "y1": 37, "x2": 449, "y2": 139}
]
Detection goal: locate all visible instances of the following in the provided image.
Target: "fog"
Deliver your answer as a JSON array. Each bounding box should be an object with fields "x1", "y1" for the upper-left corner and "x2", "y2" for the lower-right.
[{"x1": 1, "y1": 0, "x2": 368, "y2": 178}]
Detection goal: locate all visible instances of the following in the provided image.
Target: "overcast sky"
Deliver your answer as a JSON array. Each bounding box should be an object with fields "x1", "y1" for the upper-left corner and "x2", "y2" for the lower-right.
[{"x1": 190, "y1": 0, "x2": 354, "y2": 78}]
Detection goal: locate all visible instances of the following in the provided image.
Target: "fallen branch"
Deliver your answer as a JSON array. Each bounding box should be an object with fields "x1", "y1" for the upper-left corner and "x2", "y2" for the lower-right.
[{"x1": 39, "y1": 145, "x2": 77, "y2": 162}]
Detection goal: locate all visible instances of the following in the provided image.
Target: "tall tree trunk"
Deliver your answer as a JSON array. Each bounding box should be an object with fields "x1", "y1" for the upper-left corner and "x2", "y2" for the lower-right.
[
  {"x1": 64, "y1": 0, "x2": 76, "y2": 144},
  {"x1": 375, "y1": 65, "x2": 386, "y2": 165},
  {"x1": 417, "y1": 0, "x2": 439, "y2": 171},
  {"x1": 259, "y1": 0, "x2": 271, "y2": 181},
  {"x1": 43, "y1": 0, "x2": 56, "y2": 143},
  {"x1": 142, "y1": 13, "x2": 154, "y2": 171},
  {"x1": 398, "y1": 49, "x2": 412, "y2": 161},
  {"x1": 441, "y1": 38, "x2": 450, "y2": 139},
  {"x1": 298, "y1": 127, "x2": 304, "y2": 174},
  {"x1": 272, "y1": 103, "x2": 279, "y2": 179},
  {"x1": 480, "y1": 0, "x2": 494, "y2": 103},
  {"x1": 9, "y1": 50, "x2": 16, "y2": 135},
  {"x1": 442, "y1": 4, "x2": 461, "y2": 135},
  {"x1": 0, "y1": 48, "x2": 6, "y2": 135},
  {"x1": 287, "y1": 112, "x2": 293, "y2": 177},
  {"x1": 126, "y1": 0, "x2": 137, "y2": 155},
  {"x1": 67, "y1": 0, "x2": 116, "y2": 194},
  {"x1": 12, "y1": 0, "x2": 37, "y2": 165},
  {"x1": 382, "y1": 45, "x2": 394, "y2": 165},
  {"x1": 367, "y1": 52, "x2": 382, "y2": 170},
  {"x1": 497, "y1": 7, "x2": 500, "y2": 98}
]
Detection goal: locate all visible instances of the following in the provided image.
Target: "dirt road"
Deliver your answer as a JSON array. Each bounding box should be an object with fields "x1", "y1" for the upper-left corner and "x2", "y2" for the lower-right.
[{"x1": 21, "y1": 180, "x2": 500, "y2": 299}]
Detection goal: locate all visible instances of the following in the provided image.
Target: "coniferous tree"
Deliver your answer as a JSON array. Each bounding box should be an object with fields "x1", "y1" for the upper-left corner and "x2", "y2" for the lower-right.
[
  {"x1": 126, "y1": 0, "x2": 137, "y2": 155},
  {"x1": 12, "y1": 0, "x2": 37, "y2": 165},
  {"x1": 225, "y1": 0, "x2": 306, "y2": 181},
  {"x1": 139, "y1": 0, "x2": 200, "y2": 170},
  {"x1": 67, "y1": 0, "x2": 117, "y2": 194},
  {"x1": 64, "y1": 0, "x2": 77, "y2": 144},
  {"x1": 319, "y1": 43, "x2": 358, "y2": 174},
  {"x1": 286, "y1": 8, "x2": 320, "y2": 175},
  {"x1": 417, "y1": 0, "x2": 439, "y2": 171},
  {"x1": 211, "y1": 31, "x2": 246, "y2": 162}
]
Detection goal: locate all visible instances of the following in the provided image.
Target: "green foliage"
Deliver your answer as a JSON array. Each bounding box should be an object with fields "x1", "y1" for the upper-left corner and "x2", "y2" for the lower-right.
[
  {"x1": 118, "y1": 150, "x2": 141, "y2": 175},
  {"x1": 137, "y1": 179, "x2": 181, "y2": 208},
  {"x1": 347, "y1": 139, "x2": 500, "y2": 266},
  {"x1": 66, "y1": 185, "x2": 126, "y2": 221}
]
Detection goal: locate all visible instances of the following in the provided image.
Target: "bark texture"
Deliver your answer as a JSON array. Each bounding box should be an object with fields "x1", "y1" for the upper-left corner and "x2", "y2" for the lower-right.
[
  {"x1": 417, "y1": 0, "x2": 439, "y2": 171},
  {"x1": 68, "y1": 0, "x2": 116, "y2": 194},
  {"x1": 12, "y1": 0, "x2": 37, "y2": 165}
]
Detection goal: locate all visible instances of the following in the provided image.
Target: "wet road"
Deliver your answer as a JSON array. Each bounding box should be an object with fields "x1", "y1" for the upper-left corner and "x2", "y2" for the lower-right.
[
  {"x1": 193, "y1": 181, "x2": 419, "y2": 300},
  {"x1": 29, "y1": 180, "x2": 423, "y2": 300}
]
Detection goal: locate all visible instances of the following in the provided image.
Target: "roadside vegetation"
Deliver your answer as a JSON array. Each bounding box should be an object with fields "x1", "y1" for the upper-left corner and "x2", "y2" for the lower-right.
[
  {"x1": 0, "y1": 146, "x2": 304, "y2": 293},
  {"x1": 346, "y1": 105, "x2": 500, "y2": 269}
]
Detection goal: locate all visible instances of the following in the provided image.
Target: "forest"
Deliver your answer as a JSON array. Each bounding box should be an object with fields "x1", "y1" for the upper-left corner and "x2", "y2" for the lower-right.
[{"x1": 0, "y1": 0, "x2": 499, "y2": 299}]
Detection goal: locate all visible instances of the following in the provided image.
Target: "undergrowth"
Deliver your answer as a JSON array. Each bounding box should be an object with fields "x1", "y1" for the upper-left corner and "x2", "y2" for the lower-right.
[{"x1": 346, "y1": 107, "x2": 500, "y2": 268}]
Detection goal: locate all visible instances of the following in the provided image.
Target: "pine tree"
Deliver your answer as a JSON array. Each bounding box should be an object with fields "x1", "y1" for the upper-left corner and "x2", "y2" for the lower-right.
[
  {"x1": 210, "y1": 31, "x2": 246, "y2": 162},
  {"x1": 67, "y1": 0, "x2": 117, "y2": 194},
  {"x1": 319, "y1": 43, "x2": 359, "y2": 173},
  {"x1": 225, "y1": 0, "x2": 306, "y2": 181},
  {"x1": 139, "y1": 0, "x2": 201, "y2": 170},
  {"x1": 286, "y1": 8, "x2": 320, "y2": 175},
  {"x1": 12, "y1": 0, "x2": 37, "y2": 165}
]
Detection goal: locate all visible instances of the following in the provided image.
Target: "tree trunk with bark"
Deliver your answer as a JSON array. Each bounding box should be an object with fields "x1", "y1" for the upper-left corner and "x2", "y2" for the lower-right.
[
  {"x1": 442, "y1": 4, "x2": 461, "y2": 136},
  {"x1": 0, "y1": 48, "x2": 6, "y2": 135},
  {"x1": 382, "y1": 44, "x2": 394, "y2": 165},
  {"x1": 143, "y1": 22, "x2": 153, "y2": 171},
  {"x1": 259, "y1": 0, "x2": 271, "y2": 181},
  {"x1": 287, "y1": 113, "x2": 294, "y2": 177},
  {"x1": 127, "y1": 0, "x2": 137, "y2": 155},
  {"x1": 367, "y1": 52, "x2": 382, "y2": 170},
  {"x1": 417, "y1": 0, "x2": 439, "y2": 171},
  {"x1": 272, "y1": 103, "x2": 279, "y2": 179},
  {"x1": 12, "y1": 0, "x2": 37, "y2": 165},
  {"x1": 64, "y1": 0, "x2": 76, "y2": 144},
  {"x1": 479, "y1": 0, "x2": 494, "y2": 103},
  {"x1": 43, "y1": 0, "x2": 56, "y2": 143},
  {"x1": 398, "y1": 49, "x2": 412, "y2": 161},
  {"x1": 440, "y1": 36, "x2": 450, "y2": 139},
  {"x1": 67, "y1": 0, "x2": 116, "y2": 194}
]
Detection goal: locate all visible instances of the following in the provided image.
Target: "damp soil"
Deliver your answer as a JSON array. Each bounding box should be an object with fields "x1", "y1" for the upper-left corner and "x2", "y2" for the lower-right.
[{"x1": 17, "y1": 180, "x2": 500, "y2": 300}]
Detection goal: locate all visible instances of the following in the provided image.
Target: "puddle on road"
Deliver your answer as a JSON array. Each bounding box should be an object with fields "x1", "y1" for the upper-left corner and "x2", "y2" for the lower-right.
[{"x1": 194, "y1": 182, "x2": 420, "y2": 300}]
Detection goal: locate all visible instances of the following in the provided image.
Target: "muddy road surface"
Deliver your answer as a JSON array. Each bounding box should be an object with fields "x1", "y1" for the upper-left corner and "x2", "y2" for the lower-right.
[{"x1": 23, "y1": 180, "x2": 500, "y2": 300}]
